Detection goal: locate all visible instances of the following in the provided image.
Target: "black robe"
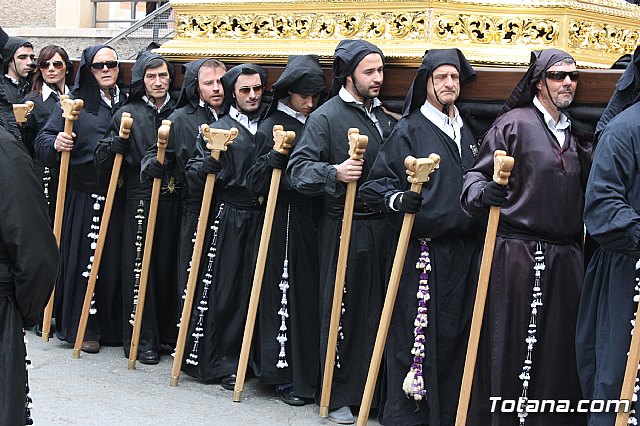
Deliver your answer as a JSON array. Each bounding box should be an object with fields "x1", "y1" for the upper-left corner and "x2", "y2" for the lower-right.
[
  {"x1": 359, "y1": 110, "x2": 482, "y2": 425},
  {"x1": 461, "y1": 105, "x2": 590, "y2": 426},
  {"x1": 286, "y1": 94, "x2": 396, "y2": 409},
  {"x1": 576, "y1": 101, "x2": 640, "y2": 425},
  {"x1": 181, "y1": 114, "x2": 263, "y2": 381},
  {"x1": 0, "y1": 127, "x2": 58, "y2": 426},
  {"x1": 247, "y1": 110, "x2": 321, "y2": 396},
  {"x1": 35, "y1": 93, "x2": 125, "y2": 346},
  {"x1": 95, "y1": 94, "x2": 180, "y2": 354}
]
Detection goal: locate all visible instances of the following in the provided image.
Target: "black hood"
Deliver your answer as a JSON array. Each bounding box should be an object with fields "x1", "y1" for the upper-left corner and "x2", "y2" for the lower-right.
[
  {"x1": 2, "y1": 36, "x2": 31, "y2": 74},
  {"x1": 221, "y1": 63, "x2": 267, "y2": 105},
  {"x1": 330, "y1": 39, "x2": 384, "y2": 97},
  {"x1": 267, "y1": 55, "x2": 325, "y2": 116},
  {"x1": 0, "y1": 28, "x2": 22, "y2": 141},
  {"x1": 127, "y1": 50, "x2": 174, "y2": 103},
  {"x1": 175, "y1": 58, "x2": 208, "y2": 111},
  {"x1": 595, "y1": 45, "x2": 640, "y2": 141},
  {"x1": 500, "y1": 48, "x2": 575, "y2": 116},
  {"x1": 402, "y1": 48, "x2": 476, "y2": 117},
  {"x1": 72, "y1": 45, "x2": 124, "y2": 114}
]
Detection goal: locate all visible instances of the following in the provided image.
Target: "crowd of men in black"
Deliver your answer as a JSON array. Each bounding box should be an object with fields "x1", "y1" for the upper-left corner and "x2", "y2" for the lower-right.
[{"x1": 3, "y1": 21, "x2": 640, "y2": 426}]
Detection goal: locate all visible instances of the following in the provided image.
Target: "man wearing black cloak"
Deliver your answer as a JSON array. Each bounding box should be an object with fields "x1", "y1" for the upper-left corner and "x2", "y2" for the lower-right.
[
  {"x1": 35, "y1": 45, "x2": 126, "y2": 353},
  {"x1": 158, "y1": 58, "x2": 227, "y2": 301},
  {"x1": 181, "y1": 63, "x2": 267, "y2": 387},
  {"x1": 576, "y1": 45, "x2": 640, "y2": 426},
  {"x1": 461, "y1": 48, "x2": 591, "y2": 425},
  {"x1": 286, "y1": 39, "x2": 397, "y2": 424},
  {"x1": 95, "y1": 51, "x2": 178, "y2": 364},
  {"x1": 359, "y1": 48, "x2": 482, "y2": 426},
  {"x1": 0, "y1": 26, "x2": 58, "y2": 426},
  {"x1": 2, "y1": 36, "x2": 35, "y2": 104},
  {"x1": 246, "y1": 55, "x2": 325, "y2": 406}
]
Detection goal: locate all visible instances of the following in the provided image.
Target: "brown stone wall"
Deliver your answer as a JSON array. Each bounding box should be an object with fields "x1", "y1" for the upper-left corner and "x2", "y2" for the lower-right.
[{"x1": 3, "y1": 0, "x2": 56, "y2": 27}]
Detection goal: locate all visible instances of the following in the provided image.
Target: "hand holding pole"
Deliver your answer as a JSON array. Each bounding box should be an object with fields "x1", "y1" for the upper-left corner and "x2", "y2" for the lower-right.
[
  {"x1": 456, "y1": 150, "x2": 514, "y2": 425},
  {"x1": 42, "y1": 95, "x2": 84, "y2": 342},
  {"x1": 357, "y1": 154, "x2": 441, "y2": 425},
  {"x1": 170, "y1": 125, "x2": 238, "y2": 386}
]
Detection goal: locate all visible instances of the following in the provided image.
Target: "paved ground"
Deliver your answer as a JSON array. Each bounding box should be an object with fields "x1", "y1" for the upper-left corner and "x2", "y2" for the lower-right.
[{"x1": 26, "y1": 331, "x2": 381, "y2": 425}]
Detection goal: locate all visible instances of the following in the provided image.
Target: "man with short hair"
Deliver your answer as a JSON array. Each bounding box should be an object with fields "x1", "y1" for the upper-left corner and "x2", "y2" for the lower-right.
[
  {"x1": 247, "y1": 55, "x2": 325, "y2": 407},
  {"x1": 2, "y1": 37, "x2": 35, "y2": 103},
  {"x1": 161, "y1": 58, "x2": 227, "y2": 299},
  {"x1": 286, "y1": 39, "x2": 397, "y2": 424},
  {"x1": 35, "y1": 45, "x2": 126, "y2": 354},
  {"x1": 181, "y1": 63, "x2": 268, "y2": 387},
  {"x1": 360, "y1": 48, "x2": 483, "y2": 426},
  {"x1": 95, "y1": 50, "x2": 178, "y2": 365},
  {"x1": 461, "y1": 48, "x2": 591, "y2": 425}
]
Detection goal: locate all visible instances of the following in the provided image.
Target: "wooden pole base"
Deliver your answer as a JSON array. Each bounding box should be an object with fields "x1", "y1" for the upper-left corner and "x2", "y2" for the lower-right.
[
  {"x1": 72, "y1": 349, "x2": 81, "y2": 359},
  {"x1": 128, "y1": 360, "x2": 136, "y2": 370},
  {"x1": 170, "y1": 376, "x2": 179, "y2": 387},
  {"x1": 319, "y1": 407, "x2": 329, "y2": 418},
  {"x1": 233, "y1": 390, "x2": 242, "y2": 402}
]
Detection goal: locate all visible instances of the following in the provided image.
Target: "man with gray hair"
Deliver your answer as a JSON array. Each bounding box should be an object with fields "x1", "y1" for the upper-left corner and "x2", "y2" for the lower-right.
[{"x1": 461, "y1": 48, "x2": 591, "y2": 425}]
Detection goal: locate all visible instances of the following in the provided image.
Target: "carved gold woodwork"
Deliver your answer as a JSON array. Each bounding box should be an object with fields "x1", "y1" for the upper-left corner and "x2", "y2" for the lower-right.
[{"x1": 155, "y1": 0, "x2": 640, "y2": 68}]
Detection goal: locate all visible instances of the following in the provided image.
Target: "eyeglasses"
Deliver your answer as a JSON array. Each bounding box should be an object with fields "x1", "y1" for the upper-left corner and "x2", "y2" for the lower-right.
[
  {"x1": 39, "y1": 60, "x2": 65, "y2": 70},
  {"x1": 238, "y1": 85, "x2": 263, "y2": 95},
  {"x1": 545, "y1": 71, "x2": 580, "y2": 82},
  {"x1": 90, "y1": 60, "x2": 118, "y2": 70}
]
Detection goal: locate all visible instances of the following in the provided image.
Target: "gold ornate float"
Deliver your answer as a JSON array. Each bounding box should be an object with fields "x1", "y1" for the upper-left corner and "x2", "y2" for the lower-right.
[{"x1": 156, "y1": 0, "x2": 639, "y2": 68}]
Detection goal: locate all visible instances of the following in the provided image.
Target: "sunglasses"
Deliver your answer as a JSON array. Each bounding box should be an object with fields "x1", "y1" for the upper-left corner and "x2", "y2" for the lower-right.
[
  {"x1": 238, "y1": 85, "x2": 263, "y2": 95},
  {"x1": 39, "y1": 60, "x2": 65, "y2": 70},
  {"x1": 545, "y1": 71, "x2": 580, "y2": 82},
  {"x1": 90, "y1": 60, "x2": 119, "y2": 70}
]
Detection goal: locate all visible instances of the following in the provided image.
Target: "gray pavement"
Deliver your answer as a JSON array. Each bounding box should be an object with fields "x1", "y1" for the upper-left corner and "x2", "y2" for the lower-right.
[{"x1": 26, "y1": 331, "x2": 381, "y2": 425}]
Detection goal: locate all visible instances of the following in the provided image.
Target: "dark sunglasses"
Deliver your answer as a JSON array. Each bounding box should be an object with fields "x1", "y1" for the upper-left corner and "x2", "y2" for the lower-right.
[
  {"x1": 238, "y1": 85, "x2": 263, "y2": 95},
  {"x1": 90, "y1": 60, "x2": 118, "y2": 70},
  {"x1": 545, "y1": 70, "x2": 580, "y2": 82},
  {"x1": 39, "y1": 60, "x2": 65, "y2": 70}
]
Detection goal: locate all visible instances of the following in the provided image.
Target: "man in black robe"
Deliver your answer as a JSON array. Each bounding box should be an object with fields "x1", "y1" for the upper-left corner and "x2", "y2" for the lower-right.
[
  {"x1": 162, "y1": 58, "x2": 227, "y2": 301},
  {"x1": 461, "y1": 48, "x2": 591, "y2": 425},
  {"x1": 95, "y1": 51, "x2": 178, "y2": 364},
  {"x1": 0, "y1": 25, "x2": 58, "y2": 426},
  {"x1": 2, "y1": 36, "x2": 35, "y2": 104},
  {"x1": 35, "y1": 45, "x2": 126, "y2": 353},
  {"x1": 576, "y1": 46, "x2": 640, "y2": 425},
  {"x1": 246, "y1": 55, "x2": 325, "y2": 406},
  {"x1": 286, "y1": 39, "x2": 397, "y2": 424},
  {"x1": 359, "y1": 48, "x2": 482, "y2": 426},
  {"x1": 181, "y1": 63, "x2": 267, "y2": 387}
]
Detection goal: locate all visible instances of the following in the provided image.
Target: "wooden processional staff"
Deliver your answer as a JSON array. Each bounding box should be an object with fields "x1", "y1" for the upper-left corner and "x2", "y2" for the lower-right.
[
  {"x1": 170, "y1": 125, "x2": 238, "y2": 386},
  {"x1": 456, "y1": 150, "x2": 514, "y2": 425},
  {"x1": 616, "y1": 274, "x2": 640, "y2": 423},
  {"x1": 42, "y1": 95, "x2": 84, "y2": 342},
  {"x1": 73, "y1": 112, "x2": 134, "y2": 359},
  {"x1": 357, "y1": 154, "x2": 441, "y2": 425},
  {"x1": 128, "y1": 119, "x2": 172, "y2": 369},
  {"x1": 319, "y1": 128, "x2": 368, "y2": 418},
  {"x1": 13, "y1": 101, "x2": 34, "y2": 125},
  {"x1": 233, "y1": 125, "x2": 296, "y2": 402}
]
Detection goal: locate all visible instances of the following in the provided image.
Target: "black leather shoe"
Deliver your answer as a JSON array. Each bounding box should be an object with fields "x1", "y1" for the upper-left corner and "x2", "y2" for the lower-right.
[
  {"x1": 221, "y1": 374, "x2": 236, "y2": 391},
  {"x1": 138, "y1": 350, "x2": 159, "y2": 365},
  {"x1": 279, "y1": 389, "x2": 306, "y2": 406}
]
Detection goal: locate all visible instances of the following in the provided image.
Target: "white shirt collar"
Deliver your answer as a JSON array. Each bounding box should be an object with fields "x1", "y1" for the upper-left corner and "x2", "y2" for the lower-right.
[
  {"x1": 100, "y1": 85, "x2": 120, "y2": 108},
  {"x1": 143, "y1": 93, "x2": 171, "y2": 112},
  {"x1": 229, "y1": 105, "x2": 260, "y2": 135},
  {"x1": 42, "y1": 83, "x2": 69, "y2": 102},
  {"x1": 533, "y1": 96, "x2": 570, "y2": 148},
  {"x1": 420, "y1": 100, "x2": 463, "y2": 155},
  {"x1": 199, "y1": 99, "x2": 220, "y2": 121},
  {"x1": 277, "y1": 98, "x2": 307, "y2": 124},
  {"x1": 338, "y1": 86, "x2": 383, "y2": 136},
  {"x1": 4, "y1": 74, "x2": 20, "y2": 86}
]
